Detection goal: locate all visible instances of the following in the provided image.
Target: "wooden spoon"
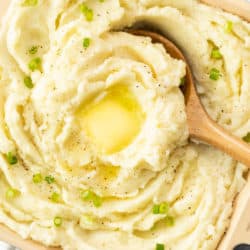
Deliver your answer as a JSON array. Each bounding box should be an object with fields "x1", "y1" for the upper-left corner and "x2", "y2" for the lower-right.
[{"x1": 129, "y1": 29, "x2": 250, "y2": 167}]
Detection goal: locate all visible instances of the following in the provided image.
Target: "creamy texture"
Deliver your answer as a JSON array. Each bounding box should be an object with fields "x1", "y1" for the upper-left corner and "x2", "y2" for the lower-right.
[{"x1": 0, "y1": 0, "x2": 249, "y2": 250}]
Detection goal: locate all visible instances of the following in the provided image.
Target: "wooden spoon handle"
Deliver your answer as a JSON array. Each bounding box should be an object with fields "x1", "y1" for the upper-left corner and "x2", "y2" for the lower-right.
[
  {"x1": 205, "y1": 118, "x2": 250, "y2": 167},
  {"x1": 200, "y1": 0, "x2": 250, "y2": 22},
  {"x1": 189, "y1": 113, "x2": 250, "y2": 167}
]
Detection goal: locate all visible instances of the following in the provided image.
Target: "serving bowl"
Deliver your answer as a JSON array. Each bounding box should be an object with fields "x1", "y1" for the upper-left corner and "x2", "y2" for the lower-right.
[{"x1": 0, "y1": 1, "x2": 249, "y2": 249}]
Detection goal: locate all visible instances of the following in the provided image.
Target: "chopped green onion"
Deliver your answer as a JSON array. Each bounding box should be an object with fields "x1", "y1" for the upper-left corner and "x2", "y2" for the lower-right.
[
  {"x1": 99, "y1": 0, "x2": 104, "y2": 2},
  {"x1": 54, "y1": 216, "x2": 62, "y2": 227},
  {"x1": 153, "y1": 202, "x2": 169, "y2": 214},
  {"x1": 6, "y1": 188, "x2": 20, "y2": 200},
  {"x1": 24, "y1": 76, "x2": 34, "y2": 89},
  {"x1": 83, "y1": 38, "x2": 91, "y2": 48},
  {"x1": 159, "y1": 202, "x2": 169, "y2": 214},
  {"x1": 81, "y1": 190, "x2": 95, "y2": 201},
  {"x1": 93, "y1": 195, "x2": 102, "y2": 208},
  {"x1": 209, "y1": 68, "x2": 221, "y2": 81},
  {"x1": 29, "y1": 46, "x2": 38, "y2": 55},
  {"x1": 152, "y1": 204, "x2": 160, "y2": 214},
  {"x1": 22, "y1": 0, "x2": 38, "y2": 6},
  {"x1": 180, "y1": 76, "x2": 186, "y2": 86},
  {"x1": 225, "y1": 21, "x2": 233, "y2": 33},
  {"x1": 81, "y1": 214, "x2": 95, "y2": 226},
  {"x1": 80, "y1": 190, "x2": 103, "y2": 207},
  {"x1": 165, "y1": 216, "x2": 175, "y2": 227},
  {"x1": 156, "y1": 243, "x2": 165, "y2": 250},
  {"x1": 211, "y1": 48, "x2": 222, "y2": 59},
  {"x1": 80, "y1": 4, "x2": 88, "y2": 13},
  {"x1": 45, "y1": 175, "x2": 55, "y2": 184},
  {"x1": 50, "y1": 192, "x2": 60, "y2": 203},
  {"x1": 80, "y1": 4, "x2": 94, "y2": 22},
  {"x1": 243, "y1": 132, "x2": 250, "y2": 143},
  {"x1": 28, "y1": 57, "x2": 42, "y2": 72},
  {"x1": 85, "y1": 10, "x2": 93, "y2": 22},
  {"x1": 6, "y1": 152, "x2": 18, "y2": 165},
  {"x1": 33, "y1": 173, "x2": 43, "y2": 184}
]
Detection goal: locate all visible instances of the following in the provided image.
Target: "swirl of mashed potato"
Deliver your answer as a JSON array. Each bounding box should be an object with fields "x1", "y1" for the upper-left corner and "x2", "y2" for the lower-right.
[{"x1": 0, "y1": 0, "x2": 249, "y2": 250}]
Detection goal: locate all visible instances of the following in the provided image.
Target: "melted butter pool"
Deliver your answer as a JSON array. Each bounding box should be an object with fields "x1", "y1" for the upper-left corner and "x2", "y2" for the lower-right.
[{"x1": 79, "y1": 85, "x2": 145, "y2": 154}]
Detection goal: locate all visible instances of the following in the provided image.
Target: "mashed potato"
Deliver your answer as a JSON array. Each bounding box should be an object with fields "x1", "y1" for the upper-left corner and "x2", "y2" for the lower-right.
[{"x1": 0, "y1": 0, "x2": 249, "y2": 250}]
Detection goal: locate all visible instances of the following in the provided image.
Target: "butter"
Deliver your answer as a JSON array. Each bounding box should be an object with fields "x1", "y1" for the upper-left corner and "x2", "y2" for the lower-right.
[{"x1": 79, "y1": 85, "x2": 144, "y2": 154}]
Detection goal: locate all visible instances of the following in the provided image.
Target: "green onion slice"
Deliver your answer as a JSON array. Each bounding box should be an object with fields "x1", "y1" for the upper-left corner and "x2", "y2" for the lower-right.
[
  {"x1": 180, "y1": 76, "x2": 186, "y2": 86},
  {"x1": 80, "y1": 190, "x2": 103, "y2": 207},
  {"x1": 211, "y1": 48, "x2": 222, "y2": 59},
  {"x1": 159, "y1": 202, "x2": 169, "y2": 214},
  {"x1": 243, "y1": 132, "x2": 250, "y2": 143},
  {"x1": 165, "y1": 216, "x2": 175, "y2": 227},
  {"x1": 54, "y1": 216, "x2": 62, "y2": 227},
  {"x1": 80, "y1": 4, "x2": 94, "y2": 22},
  {"x1": 29, "y1": 46, "x2": 38, "y2": 55},
  {"x1": 152, "y1": 204, "x2": 160, "y2": 214},
  {"x1": 22, "y1": 0, "x2": 38, "y2": 6},
  {"x1": 6, "y1": 188, "x2": 20, "y2": 200},
  {"x1": 24, "y1": 76, "x2": 34, "y2": 89},
  {"x1": 81, "y1": 214, "x2": 95, "y2": 226},
  {"x1": 156, "y1": 243, "x2": 165, "y2": 250},
  {"x1": 50, "y1": 192, "x2": 60, "y2": 203},
  {"x1": 93, "y1": 195, "x2": 102, "y2": 208},
  {"x1": 45, "y1": 175, "x2": 55, "y2": 184},
  {"x1": 33, "y1": 173, "x2": 43, "y2": 184},
  {"x1": 209, "y1": 68, "x2": 221, "y2": 81},
  {"x1": 83, "y1": 38, "x2": 91, "y2": 48},
  {"x1": 28, "y1": 57, "x2": 42, "y2": 72},
  {"x1": 153, "y1": 202, "x2": 169, "y2": 214},
  {"x1": 6, "y1": 152, "x2": 18, "y2": 165},
  {"x1": 225, "y1": 21, "x2": 233, "y2": 33},
  {"x1": 81, "y1": 190, "x2": 95, "y2": 201}
]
